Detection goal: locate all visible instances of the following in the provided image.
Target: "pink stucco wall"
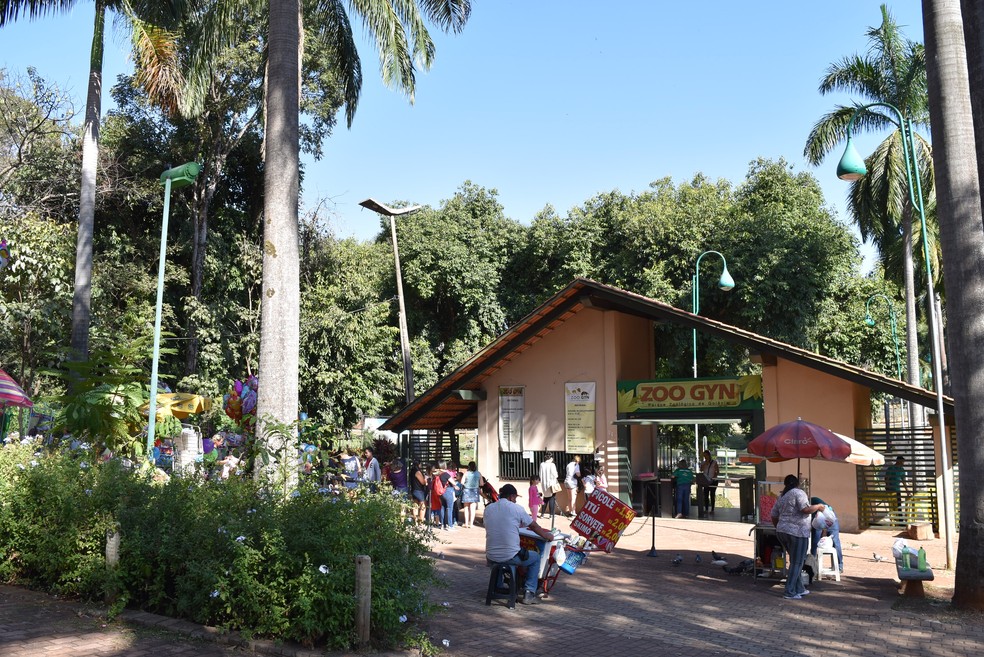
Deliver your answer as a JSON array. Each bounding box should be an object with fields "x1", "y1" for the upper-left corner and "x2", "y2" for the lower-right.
[
  {"x1": 761, "y1": 358, "x2": 872, "y2": 531},
  {"x1": 475, "y1": 309, "x2": 652, "y2": 497}
]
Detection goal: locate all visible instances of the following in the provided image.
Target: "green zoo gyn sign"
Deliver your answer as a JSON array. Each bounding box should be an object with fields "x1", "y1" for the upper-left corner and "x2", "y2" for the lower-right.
[{"x1": 617, "y1": 375, "x2": 763, "y2": 413}]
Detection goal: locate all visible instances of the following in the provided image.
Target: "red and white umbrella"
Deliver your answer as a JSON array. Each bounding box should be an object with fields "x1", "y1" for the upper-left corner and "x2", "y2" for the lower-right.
[
  {"x1": 739, "y1": 432, "x2": 884, "y2": 467},
  {"x1": 746, "y1": 418, "x2": 852, "y2": 462},
  {"x1": 0, "y1": 368, "x2": 33, "y2": 408}
]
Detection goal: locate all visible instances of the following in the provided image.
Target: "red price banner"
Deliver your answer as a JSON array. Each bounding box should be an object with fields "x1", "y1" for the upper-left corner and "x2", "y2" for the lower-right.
[{"x1": 571, "y1": 488, "x2": 636, "y2": 552}]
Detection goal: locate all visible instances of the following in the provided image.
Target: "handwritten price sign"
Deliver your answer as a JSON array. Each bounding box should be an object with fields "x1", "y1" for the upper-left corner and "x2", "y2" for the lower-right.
[{"x1": 571, "y1": 488, "x2": 636, "y2": 552}]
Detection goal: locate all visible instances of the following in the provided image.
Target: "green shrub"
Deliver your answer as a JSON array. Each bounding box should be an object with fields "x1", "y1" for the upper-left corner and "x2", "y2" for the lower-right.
[{"x1": 0, "y1": 443, "x2": 436, "y2": 650}]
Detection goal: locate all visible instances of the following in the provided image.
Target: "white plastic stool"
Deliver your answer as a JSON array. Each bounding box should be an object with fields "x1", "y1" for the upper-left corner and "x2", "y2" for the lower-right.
[{"x1": 817, "y1": 546, "x2": 840, "y2": 581}]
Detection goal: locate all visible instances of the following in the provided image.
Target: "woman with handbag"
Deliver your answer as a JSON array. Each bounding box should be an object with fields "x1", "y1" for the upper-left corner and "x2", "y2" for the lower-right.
[{"x1": 538, "y1": 454, "x2": 560, "y2": 519}]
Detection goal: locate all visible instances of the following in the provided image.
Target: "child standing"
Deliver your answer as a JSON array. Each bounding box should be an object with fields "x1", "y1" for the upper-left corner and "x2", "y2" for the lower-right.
[
  {"x1": 672, "y1": 459, "x2": 695, "y2": 519},
  {"x1": 529, "y1": 475, "x2": 543, "y2": 518}
]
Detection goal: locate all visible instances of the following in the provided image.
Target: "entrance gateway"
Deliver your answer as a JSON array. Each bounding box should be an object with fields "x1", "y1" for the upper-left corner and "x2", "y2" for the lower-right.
[{"x1": 614, "y1": 376, "x2": 764, "y2": 516}]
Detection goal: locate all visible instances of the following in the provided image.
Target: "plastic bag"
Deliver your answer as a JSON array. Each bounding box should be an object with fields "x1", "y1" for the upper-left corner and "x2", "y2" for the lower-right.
[
  {"x1": 812, "y1": 506, "x2": 835, "y2": 530},
  {"x1": 892, "y1": 537, "x2": 919, "y2": 558},
  {"x1": 553, "y1": 545, "x2": 567, "y2": 569},
  {"x1": 817, "y1": 536, "x2": 833, "y2": 550}
]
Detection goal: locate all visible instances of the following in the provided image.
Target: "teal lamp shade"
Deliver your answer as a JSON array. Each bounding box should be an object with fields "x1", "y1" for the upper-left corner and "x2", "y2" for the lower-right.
[
  {"x1": 864, "y1": 314, "x2": 875, "y2": 327},
  {"x1": 160, "y1": 162, "x2": 202, "y2": 189},
  {"x1": 836, "y1": 138, "x2": 867, "y2": 181},
  {"x1": 718, "y1": 267, "x2": 735, "y2": 291}
]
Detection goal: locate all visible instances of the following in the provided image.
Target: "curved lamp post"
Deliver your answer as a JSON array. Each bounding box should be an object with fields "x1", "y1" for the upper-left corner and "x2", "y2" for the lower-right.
[
  {"x1": 359, "y1": 198, "x2": 422, "y2": 406},
  {"x1": 692, "y1": 251, "x2": 735, "y2": 463},
  {"x1": 837, "y1": 102, "x2": 954, "y2": 569},
  {"x1": 147, "y1": 163, "x2": 202, "y2": 456}
]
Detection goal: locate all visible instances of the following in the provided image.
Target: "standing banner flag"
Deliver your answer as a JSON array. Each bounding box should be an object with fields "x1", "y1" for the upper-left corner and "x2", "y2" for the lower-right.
[
  {"x1": 571, "y1": 488, "x2": 636, "y2": 553},
  {"x1": 564, "y1": 381, "x2": 595, "y2": 453}
]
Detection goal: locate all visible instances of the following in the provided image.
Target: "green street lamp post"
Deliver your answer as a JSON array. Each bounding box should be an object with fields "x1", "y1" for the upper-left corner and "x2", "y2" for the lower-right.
[
  {"x1": 692, "y1": 251, "x2": 735, "y2": 464},
  {"x1": 864, "y1": 294, "x2": 903, "y2": 381},
  {"x1": 146, "y1": 163, "x2": 202, "y2": 457},
  {"x1": 837, "y1": 102, "x2": 954, "y2": 569}
]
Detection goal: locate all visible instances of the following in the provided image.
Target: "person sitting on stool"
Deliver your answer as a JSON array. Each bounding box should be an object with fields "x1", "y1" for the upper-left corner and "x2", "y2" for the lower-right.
[{"x1": 484, "y1": 484, "x2": 555, "y2": 605}]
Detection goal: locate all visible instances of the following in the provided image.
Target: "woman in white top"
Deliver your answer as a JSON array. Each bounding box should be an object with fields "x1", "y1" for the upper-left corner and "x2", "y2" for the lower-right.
[{"x1": 594, "y1": 463, "x2": 608, "y2": 490}]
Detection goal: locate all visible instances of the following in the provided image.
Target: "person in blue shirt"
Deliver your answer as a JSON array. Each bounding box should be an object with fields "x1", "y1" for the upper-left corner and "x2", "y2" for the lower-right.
[{"x1": 672, "y1": 459, "x2": 695, "y2": 519}]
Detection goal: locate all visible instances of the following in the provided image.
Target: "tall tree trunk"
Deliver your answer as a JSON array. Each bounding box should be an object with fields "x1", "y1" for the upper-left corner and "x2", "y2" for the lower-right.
[
  {"x1": 185, "y1": 171, "x2": 219, "y2": 377},
  {"x1": 923, "y1": 0, "x2": 984, "y2": 609},
  {"x1": 960, "y1": 0, "x2": 984, "y2": 222},
  {"x1": 256, "y1": 0, "x2": 301, "y2": 490},
  {"x1": 901, "y1": 209, "x2": 924, "y2": 426},
  {"x1": 70, "y1": 3, "x2": 105, "y2": 364},
  {"x1": 184, "y1": 107, "x2": 260, "y2": 378}
]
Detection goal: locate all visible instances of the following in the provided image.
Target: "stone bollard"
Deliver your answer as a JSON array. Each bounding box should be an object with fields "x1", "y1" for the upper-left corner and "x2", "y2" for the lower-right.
[
  {"x1": 106, "y1": 526, "x2": 121, "y2": 604},
  {"x1": 106, "y1": 527, "x2": 120, "y2": 567}
]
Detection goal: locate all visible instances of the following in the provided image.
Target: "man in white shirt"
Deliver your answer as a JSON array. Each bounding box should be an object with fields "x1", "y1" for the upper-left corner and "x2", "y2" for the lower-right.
[
  {"x1": 484, "y1": 484, "x2": 555, "y2": 605},
  {"x1": 538, "y1": 455, "x2": 559, "y2": 518}
]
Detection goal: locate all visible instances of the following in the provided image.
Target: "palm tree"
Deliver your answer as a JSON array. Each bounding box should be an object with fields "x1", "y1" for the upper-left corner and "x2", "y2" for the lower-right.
[
  {"x1": 923, "y1": 0, "x2": 984, "y2": 609},
  {"x1": 961, "y1": 0, "x2": 984, "y2": 208},
  {"x1": 0, "y1": 0, "x2": 185, "y2": 364},
  {"x1": 256, "y1": 0, "x2": 472, "y2": 484},
  {"x1": 804, "y1": 4, "x2": 934, "y2": 420}
]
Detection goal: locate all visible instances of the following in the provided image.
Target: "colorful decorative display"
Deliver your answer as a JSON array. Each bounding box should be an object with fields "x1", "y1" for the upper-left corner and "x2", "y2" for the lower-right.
[{"x1": 223, "y1": 375, "x2": 258, "y2": 430}]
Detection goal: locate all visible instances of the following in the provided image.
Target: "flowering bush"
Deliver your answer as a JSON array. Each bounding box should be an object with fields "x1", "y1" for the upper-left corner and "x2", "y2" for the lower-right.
[{"x1": 0, "y1": 440, "x2": 436, "y2": 650}]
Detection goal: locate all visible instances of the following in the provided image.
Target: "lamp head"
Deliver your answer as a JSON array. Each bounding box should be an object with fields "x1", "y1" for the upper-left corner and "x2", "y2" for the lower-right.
[
  {"x1": 160, "y1": 162, "x2": 202, "y2": 189},
  {"x1": 864, "y1": 314, "x2": 876, "y2": 327},
  {"x1": 718, "y1": 267, "x2": 735, "y2": 291},
  {"x1": 836, "y1": 137, "x2": 867, "y2": 181},
  {"x1": 358, "y1": 198, "x2": 422, "y2": 217}
]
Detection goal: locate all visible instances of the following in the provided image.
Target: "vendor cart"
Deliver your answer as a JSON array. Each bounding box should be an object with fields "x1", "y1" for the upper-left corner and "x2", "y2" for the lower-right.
[
  {"x1": 750, "y1": 480, "x2": 786, "y2": 579},
  {"x1": 518, "y1": 528, "x2": 603, "y2": 596}
]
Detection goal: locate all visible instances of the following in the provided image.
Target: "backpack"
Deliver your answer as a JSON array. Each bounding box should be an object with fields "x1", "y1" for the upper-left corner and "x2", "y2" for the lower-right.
[{"x1": 431, "y1": 472, "x2": 446, "y2": 496}]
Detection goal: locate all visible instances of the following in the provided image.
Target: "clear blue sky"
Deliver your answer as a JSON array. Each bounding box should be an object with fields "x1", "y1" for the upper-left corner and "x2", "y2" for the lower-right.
[{"x1": 2, "y1": 2, "x2": 925, "y2": 266}]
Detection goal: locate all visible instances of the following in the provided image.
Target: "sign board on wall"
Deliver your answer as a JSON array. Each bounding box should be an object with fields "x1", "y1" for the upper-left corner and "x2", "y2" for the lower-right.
[
  {"x1": 616, "y1": 376, "x2": 763, "y2": 413},
  {"x1": 564, "y1": 382, "x2": 596, "y2": 454},
  {"x1": 498, "y1": 386, "x2": 525, "y2": 452},
  {"x1": 571, "y1": 488, "x2": 636, "y2": 552}
]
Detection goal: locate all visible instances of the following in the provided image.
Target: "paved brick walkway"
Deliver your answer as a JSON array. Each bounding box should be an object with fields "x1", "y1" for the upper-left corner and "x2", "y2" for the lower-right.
[
  {"x1": 2, "y1": 515, "x2": 979, "y2": 657},
  {"x1": 418, "y1": 513, "x2": 982, "y2": 657}
]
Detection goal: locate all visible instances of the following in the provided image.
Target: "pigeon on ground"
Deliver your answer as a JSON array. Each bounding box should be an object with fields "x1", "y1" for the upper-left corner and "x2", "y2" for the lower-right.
[
  {"x1": 711, "y1": 550, "x2": 724, "y2": 561},
  {"x1": 672, "y1": 553, "x2": 683, "y2": 566},
  {"x1": 711, "y1": 559, "x2": 728, "y2": 567},
  {"x1": 695, "y1": 554, "x2": 702, "y2": 564},
  {"x1": 873, "y1": 553, "x2": 887, "y2": 562},
  {"x1": 723, "y1": 559, "x2": 754, "y2": 575}
]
